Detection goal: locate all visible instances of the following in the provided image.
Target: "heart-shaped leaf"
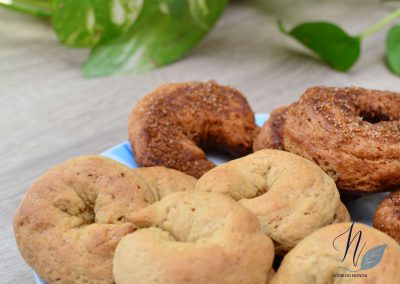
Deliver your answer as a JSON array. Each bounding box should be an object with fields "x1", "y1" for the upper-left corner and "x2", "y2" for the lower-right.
[
  {"x1": 280, "y1": 21, "x2": 361, "y2": 71},
  {"x1": 386, "y1": 24, "x2": 400, "y2": 75},
  {"x1": 52, "y1": 0, "x2": 142, "y2": 47},
  {"x1": 83, "y1": 0, "x2": 227, "y2": 77},
  {"x1": 360, "y1": 244, "x2": 387, "y2": 270}
]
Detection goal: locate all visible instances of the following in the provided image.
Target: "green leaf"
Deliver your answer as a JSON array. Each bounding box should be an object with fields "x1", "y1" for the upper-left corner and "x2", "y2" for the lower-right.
[
  {"x1": 280, "y1": 21, "x2": 361, "y2": 71},
  {"x1": 386, "y1": 24, "x2": 400, "y2": 74},
  {"x1": 51, "y1": 0, "x2": 142, "y2": 47},
  {"x1": 166, "y1": 0, "x2": 184, "y2": 18},
  {"x1": 83, "y1": 0, "x2": 227, "y2": 77}
]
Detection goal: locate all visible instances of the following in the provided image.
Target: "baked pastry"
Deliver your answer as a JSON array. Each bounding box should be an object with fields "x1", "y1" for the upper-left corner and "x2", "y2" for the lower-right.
[
  {"x1": 13, "y1": 156, "x2": 196, "y2": 284},
  {"x1": 195, "y1": 149, "x2": 350, "y2": 254},
  {"x1": 254, "y1": 87, "x2": 400, "y2": 193},
  {"x1": 374, "y1": 190, "x2": 400, "y2": 243},
  {"x1": 253, "y1": 106, "x2": 288, "y2": 151},
  {"x1": 134, "y1": 167, "x2": 196, "y2": 199},
  {"x1": 128, "y1": 81, "x2": 258, "y2": 178},
  {"x1": 271, "y1": 222, "x2": 400, "y2": 284},
  {"x1": 113, "y1": 191, "x2": 274, "y2": 284}
]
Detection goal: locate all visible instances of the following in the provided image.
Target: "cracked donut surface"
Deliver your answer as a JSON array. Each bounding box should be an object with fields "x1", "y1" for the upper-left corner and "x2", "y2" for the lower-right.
[
  {"x1": 13, "y1": 156, "x2": 196, "y2": 284},
  {"x1": 254, "y1": 87, "x2": 400, "y2": 193},
  {"x1": 196, "y1": 149, "x2": 350, "y2": 254},
  {"x1": 128, "y1": 81, "x2": 258, "y2": 178},
  {"x1": 113, "y1": 191, "x2": 274, "y2": 284}
]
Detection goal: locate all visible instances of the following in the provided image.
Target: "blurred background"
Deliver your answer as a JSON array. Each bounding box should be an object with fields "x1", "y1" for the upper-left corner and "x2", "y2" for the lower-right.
[{"x1": 1, "y1": 0, "x2": 400, "y2": 282}]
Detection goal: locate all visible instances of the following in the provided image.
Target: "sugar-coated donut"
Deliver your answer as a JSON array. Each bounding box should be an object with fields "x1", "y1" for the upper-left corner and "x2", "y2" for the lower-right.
[
  {"x1": 253, "y1": 106, "x2": 288, "y2": 151},
  {"x1": 195, "y1": 149, "x2": 350, "y2": 254},
  {"x1": 113, "y1": 191, "x2": 274, "y2": 284},
  {"x1": 374, "y1": 190, "x2": 400, "y2": 244},
  {"x1": 13, "y1": 156, "x2": 196, "y2": 284},
  {"x1": 254, "y1": 87, "x2": 400, "y2": 193},
  {"x1": 271, "y1": 223, "x2": 400, "y2": 284},
  {"x1": 128, "y1": 81, "x2": 258, "y2": 178}
]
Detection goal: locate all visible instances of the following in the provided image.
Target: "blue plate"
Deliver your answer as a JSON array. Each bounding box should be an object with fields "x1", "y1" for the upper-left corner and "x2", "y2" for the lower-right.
[{"x1": 33, "y1": 113, "x2": 386, "y2": 283}]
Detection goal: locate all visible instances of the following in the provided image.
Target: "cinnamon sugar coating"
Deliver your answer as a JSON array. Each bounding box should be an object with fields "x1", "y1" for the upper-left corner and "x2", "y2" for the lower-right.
[
  {"x1": 129, "y1": 81, "x2": 258, "y2": 178},
  {"x1": 374, "y1": 190, "x2": 400, "y2": 244},
  {"x1": 254, "y1": 86, "x2": 400, "y2": 193},
  {"x1": 253, "y1": 106, "x2": 288, "y2": 151}
]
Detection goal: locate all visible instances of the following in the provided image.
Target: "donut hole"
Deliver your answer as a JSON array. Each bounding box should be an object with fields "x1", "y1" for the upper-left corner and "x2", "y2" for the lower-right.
[
  {"x1": 51, "y1": 188, "x2": 96, "y2": 226},
  {"x1": 203, "y1": 147, "x2": 235, "y2": 163},
  {"x1": 360, "y1": 110, "x2": 391, "y2": 124},
  {"x1": 255, "y1": 187, "x2": 268, "y2": 197}
]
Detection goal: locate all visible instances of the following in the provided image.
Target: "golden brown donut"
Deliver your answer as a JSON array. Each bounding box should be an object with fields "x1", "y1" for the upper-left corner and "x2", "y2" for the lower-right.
[
  {"x1": 128, "y1": 81, "x2": 258, "y2": 178},
  {"x1": 254, "y1": 86, "x2": 400, "y2": 193},
  {"x1": 271, "y1": 222, "x2": 400, "y2": 284},
  {"x1": 113, "y1": 191, "x2": 275, "y2": 284},
  {"x1": 374, "y1": 190, "x2": 400, "y2": 244},
  {"x1": 134, "y1": 167, "x2": 196, "y2": 199},
  {"x1": 13, "y1": 156, "x2": 196, "y2": 284},
  {"x1": 195, "y1": 149, "x2": 350, "y2": 254}
]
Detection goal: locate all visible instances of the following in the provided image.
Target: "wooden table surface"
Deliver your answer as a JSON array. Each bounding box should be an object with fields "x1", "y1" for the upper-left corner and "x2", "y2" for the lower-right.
[{"x1": 1, "y1": 0, "x2": 399, "y2": 283}]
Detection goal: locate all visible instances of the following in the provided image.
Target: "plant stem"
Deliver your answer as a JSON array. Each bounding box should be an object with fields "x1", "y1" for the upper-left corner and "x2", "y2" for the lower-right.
[
  {"x1": 0, "y1": 0, "x2": 51, "y2": 18},
  {"x1": 358, "y1": 7, "x2": 400, "y2": 39}
]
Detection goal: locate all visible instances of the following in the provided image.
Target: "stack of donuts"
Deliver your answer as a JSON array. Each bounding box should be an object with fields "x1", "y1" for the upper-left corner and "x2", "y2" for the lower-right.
[{"x1": 14, "y1": 81, "x2": 400, "y2": 284}]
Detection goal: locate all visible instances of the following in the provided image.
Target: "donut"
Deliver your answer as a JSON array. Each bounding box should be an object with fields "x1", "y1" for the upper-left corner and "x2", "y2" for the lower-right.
[
  {"x1": 254, "y1": 86, "x2": 400, "y2": 193},
  {"x1": 253, "y1": 106, "x2": 288, "y2": 151},
  {"x1": 134, "y1": 167, "x2": 196, "y2": 199},
  {"x1": 128, "y1": 81, "x2": 258, "y2": 178},
  {"x1": 374, "y1": 190, "x2": 400, "y2": 243},
  {"x1": 195, "y1": 149, "x2": 350, "y2": 254},
  {"x1": 113, "y1": 191, "x2": 274, "y2": 284},
  {"x1": 13, "y1": 156, "x2": 196, "y2": 284},
  {"x1": 270, "y1": 223, "x2": 400, "y2": 284}
]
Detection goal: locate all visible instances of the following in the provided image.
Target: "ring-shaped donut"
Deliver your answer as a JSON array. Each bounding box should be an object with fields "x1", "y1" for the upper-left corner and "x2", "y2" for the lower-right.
[
  {"x1": 13, "y1": 156, "x2": 196, "y2": 284},
  {"x1": 254, "y1": 87, "x2": 400, "y2": 193},
  {"x1": 113, "y1": 191, "x2": 274, "y2": 284},
  {"x1": 128, "y1": 81, "x2": 258, "y2": 178},
  {"x1": 195, "y1": 149, "x2": 350, "y2": 254},
  {"x1": 270, "y1": 223, "x2": 400, "y2": 284}
]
